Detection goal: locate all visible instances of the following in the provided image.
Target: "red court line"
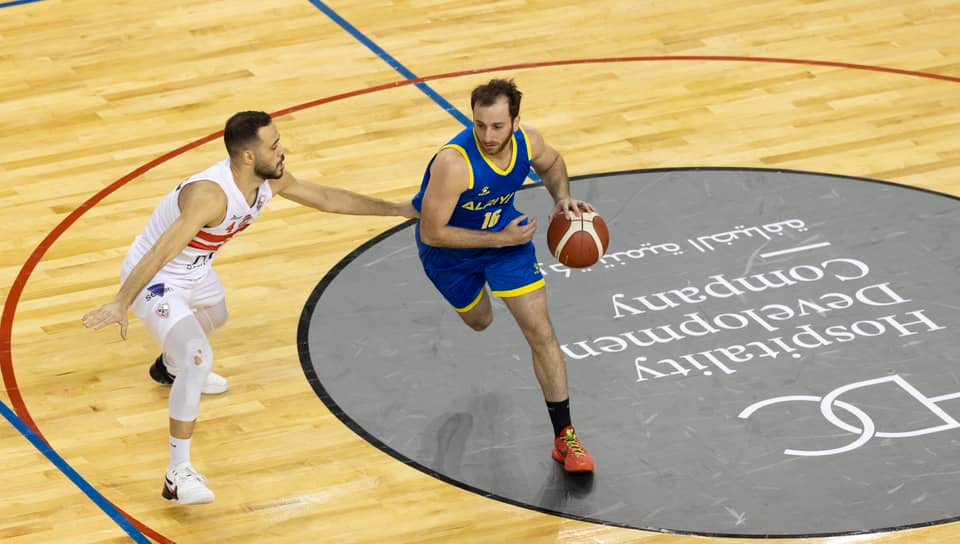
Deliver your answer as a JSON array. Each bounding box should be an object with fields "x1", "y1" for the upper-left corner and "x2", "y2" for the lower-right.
[
  {"x1": 419, "y1": 55, "x2": 960, "y2": 84},
  {"x1": 2, "y1": 55, "x2": 957, "y2": 544},
  {"x1": 0, "y1": 134, "x2": 221, "y2": 544}
]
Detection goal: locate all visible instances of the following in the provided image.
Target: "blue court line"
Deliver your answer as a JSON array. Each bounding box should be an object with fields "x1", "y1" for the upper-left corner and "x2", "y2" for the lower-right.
[
  {"x1": 307, "y1": 0, "x2": 541, "y2": 182},
  {"x1": 307, "y1": 0, "x2": 472, "y2": 128},
  {"x1": 0, "y1": 399, "x2": 150, "y2": 543},
  {"x1": 0, "y1": 0, "x2": 44, "y2": 8}
]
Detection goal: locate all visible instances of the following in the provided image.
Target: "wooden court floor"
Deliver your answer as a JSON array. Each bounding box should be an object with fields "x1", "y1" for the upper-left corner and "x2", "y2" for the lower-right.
[{"x1": 2, "y1": 0, "x2": 960, "y2": 542}]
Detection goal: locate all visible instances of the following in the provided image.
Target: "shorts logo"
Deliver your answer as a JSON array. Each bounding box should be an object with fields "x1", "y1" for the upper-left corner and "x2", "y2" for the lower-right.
[
  {"x1": 156, "y1": 302, "x2": 170, "y2": 320},
  {"x1": 145, "y1": 283, "x2": 173, "y2": 302}
]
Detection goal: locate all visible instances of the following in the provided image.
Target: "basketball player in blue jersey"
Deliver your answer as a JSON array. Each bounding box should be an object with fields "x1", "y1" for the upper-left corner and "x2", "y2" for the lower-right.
[{"x1": 412, "y1": 79, "x2": 596, "y2": 472}]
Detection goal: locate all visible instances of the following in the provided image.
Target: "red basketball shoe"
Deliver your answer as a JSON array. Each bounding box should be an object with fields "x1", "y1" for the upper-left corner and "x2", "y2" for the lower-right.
[{"x1": 552, "y1": 426, "x2": 595, "y2": 473}]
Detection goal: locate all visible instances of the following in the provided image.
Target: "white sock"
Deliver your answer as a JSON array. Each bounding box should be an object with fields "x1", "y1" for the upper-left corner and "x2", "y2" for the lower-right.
[{"x1": 170, "y1": 436, "x2": 192, "y2": 469}]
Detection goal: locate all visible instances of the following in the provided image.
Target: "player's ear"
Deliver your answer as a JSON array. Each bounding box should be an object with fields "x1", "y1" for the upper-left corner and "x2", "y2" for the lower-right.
[{"x1": 512, "y1": 115, "x2": 521, "y2": 132}]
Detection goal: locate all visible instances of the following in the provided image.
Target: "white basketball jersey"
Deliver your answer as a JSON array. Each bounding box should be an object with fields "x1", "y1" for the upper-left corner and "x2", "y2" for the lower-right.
[{"x1": 124, "y1": 158, "x2": 273, "y2": 282}]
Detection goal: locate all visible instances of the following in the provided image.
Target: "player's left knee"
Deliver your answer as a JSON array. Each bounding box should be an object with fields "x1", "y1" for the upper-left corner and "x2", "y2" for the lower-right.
[
  {"x1": 201, "y1": 302, "x2": 229, "y2": 331},
  {"x1": 211, "y1": 308, "x2": 228, "y2": 330}
]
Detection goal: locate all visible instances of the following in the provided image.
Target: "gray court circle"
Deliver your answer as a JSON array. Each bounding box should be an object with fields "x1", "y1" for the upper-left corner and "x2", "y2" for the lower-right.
[{"x1": 299, "y1": 168, "x2": 960, "y2": 537}]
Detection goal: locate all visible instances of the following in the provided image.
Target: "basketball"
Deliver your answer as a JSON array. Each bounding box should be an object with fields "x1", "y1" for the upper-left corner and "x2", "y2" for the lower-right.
[{"x1": 547, "y1": 211, "x2": 610, "y2": 268}]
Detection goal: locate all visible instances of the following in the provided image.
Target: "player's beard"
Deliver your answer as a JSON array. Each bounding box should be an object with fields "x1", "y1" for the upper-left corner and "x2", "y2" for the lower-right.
[
  {"x1": 491, "y1": 137, "x2": 511, "y2": 155},
  {"x1": 481, "y1": 134, "x2": 511, "y2": 156},
  {"x1": 254, "y1": 155, "x2": 285, "y2": 180}
]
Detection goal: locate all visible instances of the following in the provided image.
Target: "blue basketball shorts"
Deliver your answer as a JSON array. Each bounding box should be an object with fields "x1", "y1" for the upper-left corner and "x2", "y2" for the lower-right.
[{"x1": 418, "y1": 241, "x2": 546, "y2": 312}]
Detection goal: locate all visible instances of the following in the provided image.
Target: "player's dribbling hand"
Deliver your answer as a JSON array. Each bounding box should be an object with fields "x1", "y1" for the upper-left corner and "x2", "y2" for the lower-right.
[
  {"x1": 551, "y1": 198, "x2": 596, "y2": 220},
  {"x1": 82, "y1": 301, "x2": 129, "y2": 340},
  {"x1": 499, "y1": 214, "x2": 537, "y2": 246}
]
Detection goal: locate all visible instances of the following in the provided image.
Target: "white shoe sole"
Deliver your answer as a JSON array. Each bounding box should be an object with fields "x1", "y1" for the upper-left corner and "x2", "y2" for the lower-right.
[
  {"x1": 202, "y1": 381, "x2": 228, "y2": 395},
  {"x1": 173, "y1": 492, "x2": 215, "y2": 505}
]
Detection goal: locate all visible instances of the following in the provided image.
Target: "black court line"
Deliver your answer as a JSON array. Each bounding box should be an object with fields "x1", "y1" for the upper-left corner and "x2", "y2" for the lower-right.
[{"x1": 296, "y1": 166, "x2": 960, "y2": 539}]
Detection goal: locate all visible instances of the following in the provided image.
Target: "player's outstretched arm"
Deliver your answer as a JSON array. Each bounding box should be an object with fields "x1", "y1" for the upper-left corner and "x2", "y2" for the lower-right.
[
  {"x1": 419, "y1": 149, "x2": 535, "y2": 249},
  {"x1": 275, "y1": 170, "x2": 418, "y2": 218},
  {"x1": 81, "y1": 182, "x2": 226, "y2": 339},
  {"x1": 524, "y1": 125, "x2": 595, "y2": 220}
]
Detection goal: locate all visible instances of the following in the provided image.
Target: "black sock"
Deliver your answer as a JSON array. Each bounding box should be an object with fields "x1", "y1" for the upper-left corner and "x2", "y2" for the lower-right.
[{"x1": 546, "y1": 398, "x2": 571, "y2": 438}]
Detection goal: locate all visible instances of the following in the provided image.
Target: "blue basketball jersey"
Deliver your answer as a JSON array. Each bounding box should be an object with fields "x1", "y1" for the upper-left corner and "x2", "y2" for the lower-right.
[
  {"x1": 412, "y1": 126, "x2": 545, "y2": 309},
  {"x1": 412, "y1": 126, "x2": 532, "y2": 235}
]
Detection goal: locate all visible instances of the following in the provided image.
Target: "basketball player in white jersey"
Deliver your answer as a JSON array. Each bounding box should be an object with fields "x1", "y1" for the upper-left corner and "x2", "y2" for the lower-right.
[{"x1": 82, "y1": 111, "x2": 418, "y2": 505}]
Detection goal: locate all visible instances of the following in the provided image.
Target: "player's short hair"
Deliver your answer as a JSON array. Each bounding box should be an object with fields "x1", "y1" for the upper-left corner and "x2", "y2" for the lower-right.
[
  {"x1": 471, "y1": 79, "x2": 522, "y2": 119},
  {"x1": 224, "y1": 111, "x2": 273, "y2": 158}
]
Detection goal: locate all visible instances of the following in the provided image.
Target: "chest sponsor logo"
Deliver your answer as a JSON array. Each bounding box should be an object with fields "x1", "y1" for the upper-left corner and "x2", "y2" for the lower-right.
[{"x1": 461, "y1": 192, "x2": 515, "y2": 211}]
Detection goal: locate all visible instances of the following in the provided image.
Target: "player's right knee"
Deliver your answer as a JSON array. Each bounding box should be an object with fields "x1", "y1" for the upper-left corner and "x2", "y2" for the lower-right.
[
  {"x1": 176, "y1": 338, "x2": 214, "y2": 375},
  {"x1": 462, "y1": 311, "x2": 493, "y2": 332}
]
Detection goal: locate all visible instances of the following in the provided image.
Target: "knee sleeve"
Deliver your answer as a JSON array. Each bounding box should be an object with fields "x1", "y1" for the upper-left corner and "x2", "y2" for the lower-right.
[
  {"x1": 164, "y1": 318, "x2": 213, "y2": 422},
  {"x1": 175, "y1": 337, "x2": 214, "y2": 374},
  {"x1": 193, "y1": 300, "x2": 229, "y2": 335}
]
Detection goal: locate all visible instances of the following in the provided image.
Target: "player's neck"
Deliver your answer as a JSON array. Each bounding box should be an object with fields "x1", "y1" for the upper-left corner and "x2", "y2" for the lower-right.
[
  {"x1": 229, "y1": 161, "x2": 263, "y2": 192},
  {"x1": 480, "y1": 140, "x2": 514, "y2": 168}
]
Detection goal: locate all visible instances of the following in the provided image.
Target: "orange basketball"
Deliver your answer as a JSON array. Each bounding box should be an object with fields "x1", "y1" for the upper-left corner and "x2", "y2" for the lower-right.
[{"x1": 546, "y1": 211, "x2": 610, "y2": 268}]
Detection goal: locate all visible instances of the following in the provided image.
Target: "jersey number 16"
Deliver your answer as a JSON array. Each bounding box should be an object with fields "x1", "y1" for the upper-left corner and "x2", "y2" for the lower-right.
[{"x1": 481, "y1": 209, "x2": 502, "y2": 230}]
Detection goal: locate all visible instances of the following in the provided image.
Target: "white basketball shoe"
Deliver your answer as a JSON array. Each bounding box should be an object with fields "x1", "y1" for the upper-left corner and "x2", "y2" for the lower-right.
[
  {"x1": 149, "y1": 355, "x2": 228, "y2": 395},
  {"x1": 162, "y1": 462, "x2": 215, "y2": 505}
]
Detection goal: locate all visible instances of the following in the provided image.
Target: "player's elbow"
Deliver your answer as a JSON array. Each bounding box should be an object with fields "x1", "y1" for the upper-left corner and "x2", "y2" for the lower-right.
[
  {"x1": 419, "y1": 218, "x2": 450, "y2": 246},
  {"x1": 419, "y1": 226, "x2": 442, "y2": 247}
]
